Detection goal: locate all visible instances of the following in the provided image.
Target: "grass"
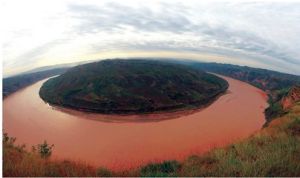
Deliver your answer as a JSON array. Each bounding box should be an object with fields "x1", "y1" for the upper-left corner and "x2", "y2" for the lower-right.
[
  {"x1": 139, "y1": 102, "x2": 300, "y2": 177},
  {"x1": 3, "y1": 102, "x2": 300, "y2": 177},
  {"x1": 3, "y1": 142, "x2": 98, "y2": 177}
]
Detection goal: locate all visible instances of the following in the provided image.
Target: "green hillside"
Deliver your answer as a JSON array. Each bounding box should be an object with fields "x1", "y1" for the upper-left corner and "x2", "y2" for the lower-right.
[
  {"x1": 3, "y1": 68, "x2": 68, "y2": 98},
  {"x1": 39, "y1": 59, "x2": 228, "y2": 114}
]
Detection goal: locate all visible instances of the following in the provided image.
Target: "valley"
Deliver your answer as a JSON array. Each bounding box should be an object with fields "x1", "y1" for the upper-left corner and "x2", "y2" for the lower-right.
[{"x1": 3, "y1": 73, "x2": 267, "y2": 170}]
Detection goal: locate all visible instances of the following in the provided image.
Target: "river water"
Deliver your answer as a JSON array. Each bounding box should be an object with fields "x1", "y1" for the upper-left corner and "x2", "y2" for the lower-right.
[{"x1": 3, "y1": 75, "x2": 268, "y2": 170}]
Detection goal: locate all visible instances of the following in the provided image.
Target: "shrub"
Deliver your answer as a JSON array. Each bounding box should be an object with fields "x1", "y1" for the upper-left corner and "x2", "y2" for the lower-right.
[
  {"x1": 36, "y1": 141, "x2": 54, "y2": 159},
  {"x1": 96, "y1": 167, "x2": 113, "y2": 177},
  {"x1": 140, "y1": 160, "x2": 181, "y2": 177},
  {"x1": 287, "y1": 117, "x2": 300, "y2": 136},
  {"x1": 3, "y1": 132, "x2": 16, "y2": 146}
]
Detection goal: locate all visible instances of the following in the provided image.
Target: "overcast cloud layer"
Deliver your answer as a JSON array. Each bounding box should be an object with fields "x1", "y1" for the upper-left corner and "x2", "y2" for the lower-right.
[{"x1": 2, "y1": 0, "x2": 300, "y2": 76}]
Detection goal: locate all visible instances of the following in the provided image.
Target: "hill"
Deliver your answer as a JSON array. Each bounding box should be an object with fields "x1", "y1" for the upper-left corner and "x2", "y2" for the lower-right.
[
  {"x1": 176, "y1": 61, "x2": 300, "y2": 122},
  {"x1": 3, "y1": 68, "x2": 69, "y2": 98},
  {"x1": 39, "y1": 59, "x2": 228, "y2": 114},
  {"x1": 185, "y1": 62, "x2": 300, "y2": 92}
]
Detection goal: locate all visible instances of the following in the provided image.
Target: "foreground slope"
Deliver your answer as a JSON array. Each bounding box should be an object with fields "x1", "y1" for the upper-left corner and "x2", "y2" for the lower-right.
[{"x1": 39, "y1": 59, "x2": 228, "y2": 114}]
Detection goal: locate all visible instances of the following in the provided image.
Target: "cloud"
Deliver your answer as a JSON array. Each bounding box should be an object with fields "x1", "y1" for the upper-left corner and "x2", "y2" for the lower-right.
[
  {"x1": 194, "y1": 24, "x2": 300, "y2": 66},
  {"x1": 68, "y1": 2, "x2": 193, "y2": 34},
  {"x1": 3, "y1": 0, "x2": 300, "y2": 76},
  {"x1": 67, "y1": 2, "x2": 300, "y2": 70}
]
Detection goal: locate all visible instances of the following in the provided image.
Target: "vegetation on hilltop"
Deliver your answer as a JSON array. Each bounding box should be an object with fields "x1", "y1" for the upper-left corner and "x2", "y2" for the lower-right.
[{"x1": 39, "y1": 60, "x2": 228, "y2": 114}]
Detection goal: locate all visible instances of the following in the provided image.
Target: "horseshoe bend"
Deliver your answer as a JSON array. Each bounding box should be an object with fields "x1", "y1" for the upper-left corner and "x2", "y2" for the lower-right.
[
  {"x1": 3, "y1": 59, "x2": 270, "y2": 171},
  {"x1": 3, "y1": 58, "x2": 300, "y2": 176},
  {"x1": 3, "y1": 0, "x2": 300, "y2": 175}
]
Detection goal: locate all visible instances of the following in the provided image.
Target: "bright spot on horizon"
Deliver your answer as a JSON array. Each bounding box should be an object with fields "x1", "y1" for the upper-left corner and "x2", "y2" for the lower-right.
[{"x1": 2, "y1": 0, "x2": 300, "y2": 76}]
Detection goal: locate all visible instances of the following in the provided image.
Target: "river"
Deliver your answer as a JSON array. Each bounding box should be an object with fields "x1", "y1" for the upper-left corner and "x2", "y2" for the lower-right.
[{"x1": 3, "y1": 75, "x2": 268, "y2": 170}]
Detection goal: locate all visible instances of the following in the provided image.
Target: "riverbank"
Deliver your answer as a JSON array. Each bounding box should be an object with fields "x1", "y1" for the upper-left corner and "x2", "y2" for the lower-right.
[
  {"x1": 141, "y1": 102, "x2": 300, "y2": 176},
  {"x1": 3, "y1": 102, "x2": 299, "y2": 176}
]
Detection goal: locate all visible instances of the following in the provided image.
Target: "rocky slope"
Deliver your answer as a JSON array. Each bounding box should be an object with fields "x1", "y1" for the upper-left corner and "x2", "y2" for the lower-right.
[{"x1": 281, "y1": 86, "x2": 300, "y2": 110}]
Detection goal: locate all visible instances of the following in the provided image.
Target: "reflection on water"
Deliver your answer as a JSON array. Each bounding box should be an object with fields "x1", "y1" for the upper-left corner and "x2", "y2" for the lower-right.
[
  {"x1": 3, "y1": 75, "x2": 268, "y2": 170},
  {"x1": 50, "y1": 91, "x2": 229, "y2": 123}
]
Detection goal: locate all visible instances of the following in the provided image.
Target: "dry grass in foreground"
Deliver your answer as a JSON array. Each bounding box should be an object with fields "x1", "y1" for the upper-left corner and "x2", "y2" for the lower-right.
[{"x1": 3, "y1": 103, "x2": 300, "y2": 177}]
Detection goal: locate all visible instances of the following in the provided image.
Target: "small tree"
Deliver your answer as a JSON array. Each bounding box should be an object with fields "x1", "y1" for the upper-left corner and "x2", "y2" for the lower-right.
[
  {"x1": 37, "y1": 140, "x2": 54, "y2": 159},
  {"x1": 3, "y1": 132, "x2": 16, "y2": 146},
  {"x1": 3, "y1": 133, "x2": 9, "y2": 143}
]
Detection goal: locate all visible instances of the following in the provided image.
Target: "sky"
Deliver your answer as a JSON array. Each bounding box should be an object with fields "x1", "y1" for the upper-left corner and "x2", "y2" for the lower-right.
[{"x1": 2, "y1": 0, "x2": 300, "y2": 76}]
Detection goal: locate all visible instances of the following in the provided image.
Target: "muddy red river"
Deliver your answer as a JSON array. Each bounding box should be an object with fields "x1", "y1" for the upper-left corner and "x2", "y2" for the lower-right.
[{"x1": 3, "y1": 75, "x2": 268, "y2": 170}]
